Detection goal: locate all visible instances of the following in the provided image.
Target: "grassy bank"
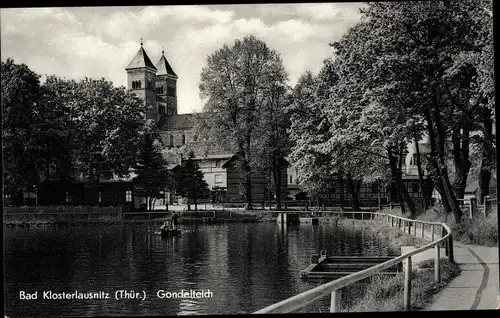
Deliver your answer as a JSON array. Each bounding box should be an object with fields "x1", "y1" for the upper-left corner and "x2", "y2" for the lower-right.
[
  {"x1": 384, "y1": 206, "x2": 498, "y2": 246},
  {"x1": 336, "y1": 218, "x2": 429, "y2": 250},
  {"x1": 340, "y1": 259, "x2": 461, "y2": 312}
]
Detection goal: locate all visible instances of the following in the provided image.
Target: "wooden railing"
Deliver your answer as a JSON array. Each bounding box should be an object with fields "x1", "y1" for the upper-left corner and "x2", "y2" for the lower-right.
[{"x1": 253, "y1": 211, "x2": 454, "y2": 314}]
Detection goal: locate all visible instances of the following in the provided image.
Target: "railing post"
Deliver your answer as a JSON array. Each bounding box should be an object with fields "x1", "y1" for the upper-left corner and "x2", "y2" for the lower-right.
[
  {"x1": 404, "y1": 256, "x2": 412, "y2": 311},
  {"x1": 435, "y1": 244, "x2": 441, "y2": 283},
  {"x1": 448, "y1": 234, "x2": 454, "y2": 263},
  {"x1": 421, "y1": 223, "x2": 425, "y2": 239},
  {"x1": 442, "y1": 227, "x2": 449, "y2": 256},
  {"x1": 330, "y1": 289, "x2": 341, "y2": 313},
  {"x1": 387, "y1": 214, "x2": 390, "y2": 223},
  {"x1": 431, "y1": 224, "x2": 435, "y2": 241}
]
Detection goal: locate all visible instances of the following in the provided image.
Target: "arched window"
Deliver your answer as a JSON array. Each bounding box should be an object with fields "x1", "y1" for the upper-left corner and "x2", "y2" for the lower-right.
[
  {"x1": 181, "y1": 134, "x2": 186, "y2": 145},
  {"x1": 132, "y1": 80, "x2": 142, "y2": 89},
  {"x1": 159, "y1": 105, "x2": 165, "y2": 115},
  {"x1": 169, "y1": 135, "x2": 174, "y2": 147}
]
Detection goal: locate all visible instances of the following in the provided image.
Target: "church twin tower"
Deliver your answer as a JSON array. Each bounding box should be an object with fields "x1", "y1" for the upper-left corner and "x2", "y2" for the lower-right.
[{"x1": 125, "y1": 42, "x2": 178, "y2": 122}]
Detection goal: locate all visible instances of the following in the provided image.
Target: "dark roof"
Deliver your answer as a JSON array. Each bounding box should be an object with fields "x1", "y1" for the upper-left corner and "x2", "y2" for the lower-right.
[
  {"x1": 126, "y1": 46, "x2": 157, "y2": 71},
  {"x1": 222, "y1": 155, "x2": 289, "y2": 169},
  {"x1": 193, "y1": 154, "x2": 234, "y2": 161},
  {"x1": 158, "y1": 114, "x2": 195, "y2": 131},
  {"x1": 156, "y1": 53, "x2": 177, "y2": 78}
]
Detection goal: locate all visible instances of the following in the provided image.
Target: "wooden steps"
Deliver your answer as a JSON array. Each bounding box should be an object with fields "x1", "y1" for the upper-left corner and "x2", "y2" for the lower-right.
[{"x1": 300, "y1": 251, "x2": 401, "y2": 279}]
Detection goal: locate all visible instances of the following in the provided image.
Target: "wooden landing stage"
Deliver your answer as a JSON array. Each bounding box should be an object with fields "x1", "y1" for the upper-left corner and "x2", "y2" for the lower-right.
[
  {"x1": 300, "y1": 251, "x2": 401, "y2": 279},
  {"x1": 275, "y1": 211, "x2": 319, "y2": 224}
]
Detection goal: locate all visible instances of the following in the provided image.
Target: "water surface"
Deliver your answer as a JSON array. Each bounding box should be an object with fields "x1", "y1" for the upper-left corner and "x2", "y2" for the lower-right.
[{"x1": 4, "y1": 222, "x2": 399, "y2": 316}]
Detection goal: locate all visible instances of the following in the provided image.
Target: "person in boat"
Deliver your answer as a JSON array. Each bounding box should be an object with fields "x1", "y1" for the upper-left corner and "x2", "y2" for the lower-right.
[
  {"x1": 160, "y1": 219, "x2": 171, "y2": 231},
  {"x1": 171, "y1": 212, "x2": 179, "y2": 230}
]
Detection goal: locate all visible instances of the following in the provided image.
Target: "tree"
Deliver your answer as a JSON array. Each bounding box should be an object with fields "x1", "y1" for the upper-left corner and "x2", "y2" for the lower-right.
[
  {"x1": 133, "y1": 134, "x2": 173, "y2": 211},
  {"x1": 2, "y1": 59, "x2": 156, "y2": 206},
  {"x1": 71, "y1": 78, "x2": 152, "y2": 185},
  {"x1": 1, "y1": 58, "x2": 40, "y2": 204},
  {"x1": 354, "y1": 0, "x2": 494, "y2": 222},
  {"x1": 175, "y1": 151, "x2": 210, "y2": 211},
  {"x1": 199, "y1": 35, "x2": 288, "y2": 209},
  {"x1": 33, "y1": 76, "x2": 79, "y2": 192},
  {"x1": 287, "y1": 71, "x2": 337, "y2": 205},
  {"x1": 254, "y1": 82, "x2": 292, "y2": 209}
]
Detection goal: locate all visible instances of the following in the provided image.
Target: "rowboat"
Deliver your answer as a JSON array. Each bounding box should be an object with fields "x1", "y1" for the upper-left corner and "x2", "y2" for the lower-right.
[{"x1": 160, "y1": 228, "x2": 181, "y2": 238}]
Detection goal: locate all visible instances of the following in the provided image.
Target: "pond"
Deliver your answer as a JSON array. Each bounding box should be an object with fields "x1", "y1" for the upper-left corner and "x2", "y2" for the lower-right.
[{"x1": 4, "y1": 222, "x2": 400, "y2": 316}]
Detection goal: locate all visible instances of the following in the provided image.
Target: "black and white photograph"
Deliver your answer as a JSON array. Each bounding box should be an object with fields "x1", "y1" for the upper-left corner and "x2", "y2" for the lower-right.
[{"x1": 2, "y1": 2, "x2": 498, "y2": 316}]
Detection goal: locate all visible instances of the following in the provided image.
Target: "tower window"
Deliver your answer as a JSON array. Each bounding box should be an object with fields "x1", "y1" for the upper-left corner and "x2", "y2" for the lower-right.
[
  {"x1": 132, "y1": 80, "x2": 142, "y2": 89},
  {"x1": 126, "y1": 190, "x2": 132, "y2": 202},
  {"x1": 169, "y1": 135, "x2": 174, "y2": 147},
  {"x1": 156, "y1": 87, "x2": 164, "y2": 95},
  {"x1": 181, "y1": 134, "x2": 186, "y2": 145},
  {"x1": 159, "y1": 105, "x2": 166, "y2": 115}
]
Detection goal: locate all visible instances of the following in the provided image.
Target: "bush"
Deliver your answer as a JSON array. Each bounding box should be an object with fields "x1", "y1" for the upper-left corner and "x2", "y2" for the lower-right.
[
  {"x1": 453, "y1": 211, "x2": 498, "y2": 246},
  {"x1": 344, "y1": 259, "x2": 461, "y2": 312}
]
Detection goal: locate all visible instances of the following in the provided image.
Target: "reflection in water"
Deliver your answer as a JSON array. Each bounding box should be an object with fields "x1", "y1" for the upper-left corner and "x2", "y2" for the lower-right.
[{"x1": 4, "y1": 222, "x2": 398, "y2": 316}]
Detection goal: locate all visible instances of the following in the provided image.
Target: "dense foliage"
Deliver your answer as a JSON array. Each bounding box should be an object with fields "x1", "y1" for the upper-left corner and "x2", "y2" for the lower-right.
[
  {"x1": 287, "y1": 0, "x2": 494, "y2": 222},
  {"x1": 174, "y1": 151, "x2": 210, "y2": 211},
  {"x1": 133, "y1": 134, "x2": 173, "y2": 211},
  {"x1": 2, "y1": 58, "x2": 156, "y2": 205}
]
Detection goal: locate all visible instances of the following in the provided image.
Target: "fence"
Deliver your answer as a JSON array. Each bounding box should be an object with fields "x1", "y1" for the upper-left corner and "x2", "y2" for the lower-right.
[
  {"x1": 253, "y1": 211, "x2": 453, "y2": 314},
  {"x1": 459, "y1": 196, "x2": 497, "y2": 219},
  {"x1": 4, "y1": 205, "x2": 123, "y2": 222},
  {"x1": 183, "y1": 201, "x2": 384, "y2": 211}
]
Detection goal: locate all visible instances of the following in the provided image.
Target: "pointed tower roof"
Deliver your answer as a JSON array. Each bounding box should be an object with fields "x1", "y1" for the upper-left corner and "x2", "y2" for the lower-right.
[
  {"x1": 156, "y1": 49, "x2": 177, "y2": 78},
  {"x1": 126, "y1": 43, "x2": 157, "y2": 71}
]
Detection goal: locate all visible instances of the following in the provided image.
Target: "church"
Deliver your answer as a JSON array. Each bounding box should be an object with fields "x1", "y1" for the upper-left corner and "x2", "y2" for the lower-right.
[{"x1": 125, "y1": 41, "x2": 195, "y2": 149}]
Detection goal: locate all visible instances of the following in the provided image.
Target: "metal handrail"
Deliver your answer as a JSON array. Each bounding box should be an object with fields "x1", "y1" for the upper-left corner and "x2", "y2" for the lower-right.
[{"x1": 253, "y1": 212, "x2": 453, "y2": 314}]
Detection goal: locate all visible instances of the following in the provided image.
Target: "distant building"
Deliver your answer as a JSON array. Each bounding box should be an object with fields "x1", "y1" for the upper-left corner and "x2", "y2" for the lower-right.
[
  {"x1": 286, "y1": 137, "x2": 438, "y2": 206},
  {"x1": 286, "y1": 164, "x2": 302, "y2": 199},
  {"x1": 170, "y1": 154, "x2": 288, "y2": 204}
]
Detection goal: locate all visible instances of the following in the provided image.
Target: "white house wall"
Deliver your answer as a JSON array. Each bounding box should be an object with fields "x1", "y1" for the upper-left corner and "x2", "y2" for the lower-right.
[{"x1": 197, "y1": 160, "x2": 228, "y2": 190}]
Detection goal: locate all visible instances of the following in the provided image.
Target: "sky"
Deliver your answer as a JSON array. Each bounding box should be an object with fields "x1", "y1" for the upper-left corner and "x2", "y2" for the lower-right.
[{"x1": 1, "y1": 4, "x2": 364, "y2": 114}]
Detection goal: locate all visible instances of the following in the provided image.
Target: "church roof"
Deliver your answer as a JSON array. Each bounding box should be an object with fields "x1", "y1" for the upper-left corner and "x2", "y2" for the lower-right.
[
  {"x1": 126, "y1": 46, "x2": 157, "y2": 71},
  {"x1": 156, "y1": 52, "x2": 178, "y2": 78},
  {"x1": 158, "y1": 114, "x2": 195, "y2": 131}
]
